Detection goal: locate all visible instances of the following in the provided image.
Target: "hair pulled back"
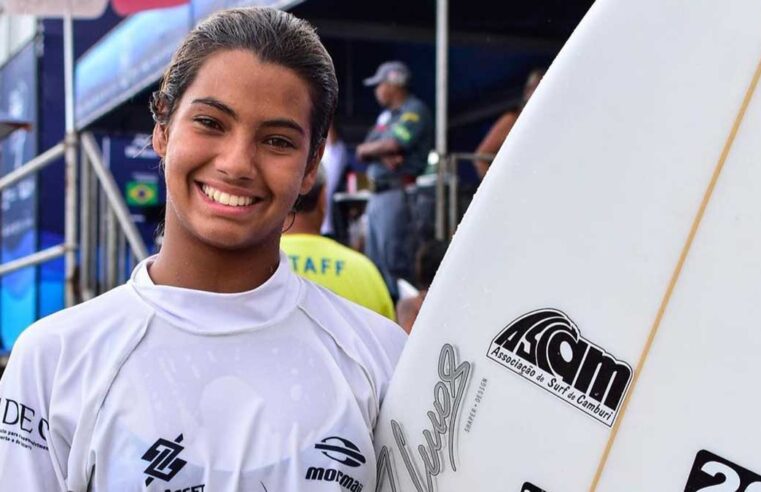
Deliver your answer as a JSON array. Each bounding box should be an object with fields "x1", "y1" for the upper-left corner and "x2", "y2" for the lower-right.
[{"x1": 150, "y1": 7, "x2": 338, "y2": 158}]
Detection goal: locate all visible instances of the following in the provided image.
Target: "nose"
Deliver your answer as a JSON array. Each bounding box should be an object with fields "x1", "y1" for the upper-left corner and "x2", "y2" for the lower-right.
[{"x1": 215, "y1": 133, "x2": 256, "y2": 181}]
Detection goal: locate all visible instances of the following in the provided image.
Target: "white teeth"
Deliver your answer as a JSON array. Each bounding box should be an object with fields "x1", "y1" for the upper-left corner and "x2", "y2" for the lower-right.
[{"x1": 201, "y1": 184, "x2": 253, "y2": 207}]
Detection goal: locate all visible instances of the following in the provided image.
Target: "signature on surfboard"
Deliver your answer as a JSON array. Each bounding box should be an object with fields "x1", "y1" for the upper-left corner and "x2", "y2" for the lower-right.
[{"x1": 376, "y1": 343, "x2": 471, "y2": 492}]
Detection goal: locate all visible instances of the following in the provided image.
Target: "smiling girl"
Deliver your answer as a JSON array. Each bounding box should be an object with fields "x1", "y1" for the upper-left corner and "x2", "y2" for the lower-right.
[{"x1": 0, "y1": 8, "x2": 406, "y2": 491}]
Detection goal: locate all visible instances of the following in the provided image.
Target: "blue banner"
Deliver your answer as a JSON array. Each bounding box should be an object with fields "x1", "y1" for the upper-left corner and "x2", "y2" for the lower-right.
[
  {"x1": 75, "y1": 3, "x2": 192, "y2": 128},
  {"x1": 102, "y1": 133, "x2": 165, "y2": 255},
  {"x1": 75, "y1": 0, "x2": 304, "y2": 128},
  {"x1": 0, "y1": 42, "x2": 38, "y2": 348}
]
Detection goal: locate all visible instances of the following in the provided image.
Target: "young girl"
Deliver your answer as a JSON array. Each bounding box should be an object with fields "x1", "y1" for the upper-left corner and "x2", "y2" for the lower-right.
[{"x1": 0, "y1": 8, "x2": 406, "y2": 491}]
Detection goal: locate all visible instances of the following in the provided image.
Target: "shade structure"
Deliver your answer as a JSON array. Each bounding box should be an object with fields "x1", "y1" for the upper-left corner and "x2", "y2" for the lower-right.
[{"x1": 1, "y1": 0, "x2": 108, "y2": 18}]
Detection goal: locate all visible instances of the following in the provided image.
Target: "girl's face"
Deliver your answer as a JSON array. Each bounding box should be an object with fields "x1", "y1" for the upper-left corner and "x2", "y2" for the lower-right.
[{"x1": 153, "y1": 49, "x2": 321, "y2": 253}]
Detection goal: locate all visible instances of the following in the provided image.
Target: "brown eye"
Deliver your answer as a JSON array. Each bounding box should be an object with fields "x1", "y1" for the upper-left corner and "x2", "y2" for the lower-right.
[
  {"x1": 265, "y1": 137, "x2": 295, "y2": 149},
  {"x1": 194, "y1": 116, "x2": 223, "y2": 131}
]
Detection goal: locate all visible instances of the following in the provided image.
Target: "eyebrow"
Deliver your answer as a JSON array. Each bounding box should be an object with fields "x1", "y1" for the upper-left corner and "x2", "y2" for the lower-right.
[
  {"x1": 260, "y1": 118, "x2": 306, "y2": 136},
  {"x1": 190, "y1": 98, "x2": 305, "y2": 136},
  {"x1": 191, "y1": 97, "x2": 238, "y2": 120}
]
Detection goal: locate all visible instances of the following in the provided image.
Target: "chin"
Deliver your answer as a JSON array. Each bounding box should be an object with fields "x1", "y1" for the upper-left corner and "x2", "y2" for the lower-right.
[{"x1": 193, "y1": 226, "x2": 280, "y2": 253}]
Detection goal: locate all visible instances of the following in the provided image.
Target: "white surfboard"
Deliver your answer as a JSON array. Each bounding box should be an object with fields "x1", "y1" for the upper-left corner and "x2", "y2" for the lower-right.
[{"x1": 374, "y1": 0, "x2": 761, "y2": 491}]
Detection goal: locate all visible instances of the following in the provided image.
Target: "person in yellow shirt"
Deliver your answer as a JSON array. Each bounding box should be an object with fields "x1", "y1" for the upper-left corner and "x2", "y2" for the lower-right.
[{"x1": 282, "y1": 167, "x2": 396, "y2": 320}]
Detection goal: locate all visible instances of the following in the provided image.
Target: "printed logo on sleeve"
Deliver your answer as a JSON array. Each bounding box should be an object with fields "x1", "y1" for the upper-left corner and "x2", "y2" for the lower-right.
[
  {"x1": 0, "y1": 397, "x2": 49, "y2": 451},
  {"x1": 487, "y1": 309, "x2": 632, "y2": 426},
  {"x1": 685, "y1": 449, "x2": 761, "y2": 491},
  {"x1": 305, "y1": 436, "x2": 365, "y2": 491}
]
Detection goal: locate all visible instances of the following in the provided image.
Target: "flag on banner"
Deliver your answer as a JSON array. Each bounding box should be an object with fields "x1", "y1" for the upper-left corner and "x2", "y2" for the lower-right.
[
  {"x1": 111, "y1": 0, "x2": 189, "y2": 16},
  {"x1": 125, "y1": 181, "x2": 159, "y2": 207},
  {"x1": 1, "y1": 0, "x2": 108, "y2": 18}
]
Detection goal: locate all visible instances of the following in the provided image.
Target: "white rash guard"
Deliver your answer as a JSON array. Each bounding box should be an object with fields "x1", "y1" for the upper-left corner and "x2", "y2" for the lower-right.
[{"x1": 0, "y1": 253, "x2": 406, "y2": 492}]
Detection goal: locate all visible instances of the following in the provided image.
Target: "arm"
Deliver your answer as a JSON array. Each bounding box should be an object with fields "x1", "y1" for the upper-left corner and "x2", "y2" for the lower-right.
[
  {"x1": 357, "y1": 105, "x2": 430, "y2": 173},
  {"x1": 0, "y1": 329, "x2": 67, "y2": 491},
  {"x1": 356, "y1": 138, "x2": 404, "y2": 171},
  {"x1": 396, "y1": 295, "x2": 423, "y2": 334},
  {"x1": 474, "y1": 111, "x2": 518, "y2": 180}
]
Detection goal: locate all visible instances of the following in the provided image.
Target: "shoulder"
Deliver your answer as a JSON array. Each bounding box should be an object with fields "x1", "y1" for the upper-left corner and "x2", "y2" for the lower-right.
[
  {"x1": 299, "y1": 279, "x2": 406, "y2": 365},
  {"x1": 8, "y1": 285, "x2": 151, "y2": 381},
  {"x1": 297, "y1": 278, "x2": 405, "y2": 427},
  {"x1": 0, "y1": 285, "x2": 151, "y2": 490},
  {"x1": 18, "y1": 285, "x2": 147, "y2": 346},
  {"x1": 402, "y1": 96, "x2": 431, "y2": 116}
]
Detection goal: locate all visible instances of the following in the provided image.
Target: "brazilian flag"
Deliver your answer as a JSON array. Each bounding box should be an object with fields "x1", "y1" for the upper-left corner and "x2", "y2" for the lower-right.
[{"x1": 126, "y1": 181, "x2": 158, "y2": 207}]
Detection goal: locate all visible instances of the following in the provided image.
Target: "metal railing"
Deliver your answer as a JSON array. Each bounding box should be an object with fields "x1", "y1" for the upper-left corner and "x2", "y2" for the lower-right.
[
  {"x1": 0, "y1": 142, "x2": 70, "y2": 281},
  {"x1": 80, "y1": 132, "x2": 149, "y2": 300},
  {"x1": 435, "y1": 152, "x2": 494, "y2": 240},
  {"x1": 0, "y1": 131, "x2": 149, "y2": 308}
]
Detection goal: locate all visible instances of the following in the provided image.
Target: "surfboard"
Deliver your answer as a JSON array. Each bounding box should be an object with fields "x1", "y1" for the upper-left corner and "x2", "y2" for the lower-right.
[{"x1": 373, "y1": 0, "x2": 761, "y2": 490}]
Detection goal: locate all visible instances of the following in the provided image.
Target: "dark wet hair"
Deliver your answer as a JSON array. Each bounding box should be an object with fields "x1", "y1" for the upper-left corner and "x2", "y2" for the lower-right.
[{"x1": 150, "y1": 7, "x2": 338, "y2": 158}]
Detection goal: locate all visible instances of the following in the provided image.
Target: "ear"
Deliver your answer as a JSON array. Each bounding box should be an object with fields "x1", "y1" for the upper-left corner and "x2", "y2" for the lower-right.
[
  {"x1": 299, "y1": 139, "x2": 326, "y2": 195},
  {"x1": 152, "y1": 123, "x2": 168, "y2": 158}
]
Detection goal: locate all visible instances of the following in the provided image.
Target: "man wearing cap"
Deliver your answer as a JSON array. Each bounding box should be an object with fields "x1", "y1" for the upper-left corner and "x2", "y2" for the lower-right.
[{"x1": 356, "y1": 60, "x2": 433, "y2": 301}]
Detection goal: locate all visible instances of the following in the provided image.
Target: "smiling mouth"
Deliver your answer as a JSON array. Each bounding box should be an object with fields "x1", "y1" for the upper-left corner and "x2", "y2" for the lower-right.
[{"x1": 200, "y1": 183, "x2": 256, "y2": 207}]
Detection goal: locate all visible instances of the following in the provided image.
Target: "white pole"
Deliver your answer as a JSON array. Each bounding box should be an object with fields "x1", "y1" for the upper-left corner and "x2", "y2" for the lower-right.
[
  {"x1": 435, "y1": 0, "x2": 449, "y2": 240},
  {"x1": 63, "y1": 14, "x2": 78, "y2": 306},
  {"x1": 63, "y1": 15, "x2": 75, "y2": 134},
  {"x1": 436, "y1": 0, "x2": 448, "y2": 156}
]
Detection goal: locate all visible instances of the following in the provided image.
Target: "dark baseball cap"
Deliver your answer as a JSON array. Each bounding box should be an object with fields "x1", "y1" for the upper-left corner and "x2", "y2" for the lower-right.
[{"x1": 363, "y1": 61, "x2": 410, "y2": 87}]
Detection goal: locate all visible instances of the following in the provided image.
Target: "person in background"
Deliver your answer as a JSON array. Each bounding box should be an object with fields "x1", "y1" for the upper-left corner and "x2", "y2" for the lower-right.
[
  {"x1": 282, "y1": 166, "x2": 396, "y2": 320},
  {"x1": 320, "y1": 122, "x2": 348, "y2": 237},
  {"x1": 474, "y1": 68, "x2": 545, "y2": 180},
  {"x1": 396, "y1": 240, "x2": 449, "y2": 334},
  {"x1": 356, "y1": 60, "x2": 433, "y2": 301}
]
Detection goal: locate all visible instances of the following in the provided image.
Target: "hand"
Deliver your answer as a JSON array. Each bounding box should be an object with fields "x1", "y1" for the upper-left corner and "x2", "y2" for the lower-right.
[
  {"x1": 382, "y1": 154, "x2": 404, "y2": 171},
  {"x1": 355, "y1": 143, "x2": 369, "y2": 162}
]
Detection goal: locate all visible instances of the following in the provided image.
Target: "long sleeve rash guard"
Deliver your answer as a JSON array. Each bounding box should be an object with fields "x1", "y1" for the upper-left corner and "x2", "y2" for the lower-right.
[{"x1": 0, "y1": 253, "x2": 406, "y2": 491}]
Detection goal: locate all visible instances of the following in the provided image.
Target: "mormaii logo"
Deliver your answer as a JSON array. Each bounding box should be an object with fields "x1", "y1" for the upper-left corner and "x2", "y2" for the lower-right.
[
  {"x1": 305, "y1": 466, "x2": 364, "y2": 491},
  {"x1": 305, "y1": 436, "x2": 365, "y2": 491},
  {"x1": 315, "y1": 436, "x2": 366, "y2": 467},
  {"x1": 487, "y1": 308, "x2": 632, "y2": 427}
]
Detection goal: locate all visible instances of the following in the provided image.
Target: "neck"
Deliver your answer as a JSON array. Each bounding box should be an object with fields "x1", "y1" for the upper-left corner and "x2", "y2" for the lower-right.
[
  {"x1": 150, "y1": 214, "x2": 282, "y2": 293},
  {"x1": 286, "y1": 213, "x2": 322, "y2": 235},
  {"x1": 388, "y1": 91, "x2": 408, "y2": 110}
]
